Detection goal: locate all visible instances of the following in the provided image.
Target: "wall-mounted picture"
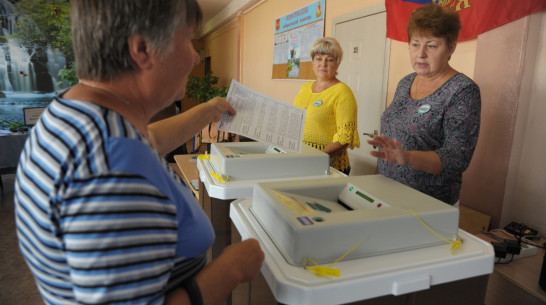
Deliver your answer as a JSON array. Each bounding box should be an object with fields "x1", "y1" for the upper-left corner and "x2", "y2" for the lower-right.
[{"x1": 0, "y1": 0, "x2": 73, "y2": 131}]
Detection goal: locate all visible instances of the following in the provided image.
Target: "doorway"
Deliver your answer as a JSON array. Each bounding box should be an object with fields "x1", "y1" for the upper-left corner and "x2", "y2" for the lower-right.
[{"x1": 333, "y1": 4, "x2": 390, "y2": 175}]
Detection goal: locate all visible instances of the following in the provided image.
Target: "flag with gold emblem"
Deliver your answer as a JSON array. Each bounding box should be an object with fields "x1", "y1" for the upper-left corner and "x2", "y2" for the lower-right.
[{"x1": 386, "y1": 0, "x2": 546, "y2": 42}]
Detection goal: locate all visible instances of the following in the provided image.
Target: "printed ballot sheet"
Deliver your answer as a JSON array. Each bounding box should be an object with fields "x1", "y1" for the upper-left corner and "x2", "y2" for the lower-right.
[{"x1": 217, "y1": 80, "x2": 306, "y2": 153}]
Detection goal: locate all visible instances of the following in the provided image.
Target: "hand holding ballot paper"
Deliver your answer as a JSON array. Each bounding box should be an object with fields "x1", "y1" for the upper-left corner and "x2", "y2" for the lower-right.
[{"x1": 217, "y1": 80, "x2": 306, "y2": 153}]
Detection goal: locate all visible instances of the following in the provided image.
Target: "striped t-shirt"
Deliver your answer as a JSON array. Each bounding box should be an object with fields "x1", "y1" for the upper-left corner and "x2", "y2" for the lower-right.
[{"x1": 14, "y1": 96, "x2": 214, "y2": 304}]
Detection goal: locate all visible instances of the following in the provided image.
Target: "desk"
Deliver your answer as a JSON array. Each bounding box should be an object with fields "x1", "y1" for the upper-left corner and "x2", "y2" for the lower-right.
[
  {"x1": 477, "y1": 231, "x2": 546, "y2": 305},
  {"x1": 174, "y1": 153, "x2": 235, "y2": 305},
  {"x1": 173, "y1": 154, "x2": 199, "y2": 201},
  {"x1": 174, "y1": 154, "x2": 232, "y2": 261},
  {"x1": 0, "y1": 134, "x2": 28, "y2": 192}
]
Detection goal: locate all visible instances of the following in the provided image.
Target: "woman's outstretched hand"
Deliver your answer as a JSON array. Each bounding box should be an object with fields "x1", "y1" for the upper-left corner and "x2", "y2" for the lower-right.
[{"x1": 367, "y1": 134, "x2": 409, "y2": 166}]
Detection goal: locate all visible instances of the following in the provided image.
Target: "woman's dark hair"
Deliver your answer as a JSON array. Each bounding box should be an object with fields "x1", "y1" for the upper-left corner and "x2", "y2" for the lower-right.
[{"x1": 406, "y1": 4, "x2": 461, "y2": 46}]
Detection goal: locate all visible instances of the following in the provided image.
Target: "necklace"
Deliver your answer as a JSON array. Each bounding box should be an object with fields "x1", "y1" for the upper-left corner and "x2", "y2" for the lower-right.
[{"x1": 79, "y1": 80, "x2": 132, "y2": 105}]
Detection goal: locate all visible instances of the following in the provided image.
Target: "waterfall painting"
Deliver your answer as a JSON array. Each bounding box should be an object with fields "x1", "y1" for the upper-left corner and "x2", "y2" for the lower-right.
[{"x1": 0, "y1": 0, "x2": 72, "y2": 131}]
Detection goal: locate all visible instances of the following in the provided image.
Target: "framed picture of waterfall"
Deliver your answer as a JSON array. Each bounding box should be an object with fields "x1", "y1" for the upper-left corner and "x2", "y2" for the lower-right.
[{"x1": 0, "y1": 1, "x2": 73, "y2": 131}]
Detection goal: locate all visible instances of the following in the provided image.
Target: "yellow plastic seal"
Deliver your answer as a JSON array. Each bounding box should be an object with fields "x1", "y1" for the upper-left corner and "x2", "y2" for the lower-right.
[
  {"x1": 210, "y1": 171, "x2": 230, "y2": 183},
  {"x1": 305, "y1": 265, "x2": 340, "y2": 278},
  {"x1": 409, "y1": 209, "x2": 462, "y2": 253}
]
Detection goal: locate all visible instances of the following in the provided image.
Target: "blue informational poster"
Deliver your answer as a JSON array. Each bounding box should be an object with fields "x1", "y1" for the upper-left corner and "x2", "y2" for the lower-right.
[{"x1": 272, "y1": 0, "x2": 325, "y2": 80}]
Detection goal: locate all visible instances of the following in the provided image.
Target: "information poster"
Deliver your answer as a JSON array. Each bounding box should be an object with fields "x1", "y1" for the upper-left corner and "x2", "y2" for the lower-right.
[{"x1": 272, "y1": 0, "x2": 325, "y2": 80}]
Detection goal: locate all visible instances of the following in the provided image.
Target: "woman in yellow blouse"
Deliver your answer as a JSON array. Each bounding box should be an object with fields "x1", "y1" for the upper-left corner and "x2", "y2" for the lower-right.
[{"x1": 294, "y1": 37, "x2": 360, "y2": 175}]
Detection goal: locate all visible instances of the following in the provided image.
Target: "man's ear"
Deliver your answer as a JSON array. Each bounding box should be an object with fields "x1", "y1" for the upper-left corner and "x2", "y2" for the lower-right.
[{"x1": 128, "y1": 34, "x2": 153, "y2": 70}]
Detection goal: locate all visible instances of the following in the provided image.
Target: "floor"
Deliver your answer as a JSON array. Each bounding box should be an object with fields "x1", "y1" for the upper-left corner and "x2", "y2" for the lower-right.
[{"x1": 0, "y1": 173, "x2": 43, "y2": 305}]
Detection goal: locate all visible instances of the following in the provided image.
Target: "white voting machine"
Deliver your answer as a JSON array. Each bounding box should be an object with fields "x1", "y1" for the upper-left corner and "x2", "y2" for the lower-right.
[
  {"x1": 250, "y1": 175, "x2": 460, "y2": 266},
  {"x1": 198, "y1": 142, "x2": 345, "y2": 199},
  {"x1": 231, "y1": 194, "x2": 494, "y2": 305},
  {"x1": 208, "y1": 141, "x2": 329, "y2": 180}
]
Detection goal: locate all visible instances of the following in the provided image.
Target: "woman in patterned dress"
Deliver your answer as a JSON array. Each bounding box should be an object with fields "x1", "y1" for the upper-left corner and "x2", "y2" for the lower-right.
[{"x1": 367, "y1": 4, "x2": 481, "y2": 205}]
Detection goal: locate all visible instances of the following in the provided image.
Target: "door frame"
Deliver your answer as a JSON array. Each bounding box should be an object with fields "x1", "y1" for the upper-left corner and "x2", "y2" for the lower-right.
[
  {"x1": 332, "y1": 4, "x2": 391, "y2": 175},
  {"x1": 332, "y1": 3, "x2": 391, "y2": 113}
]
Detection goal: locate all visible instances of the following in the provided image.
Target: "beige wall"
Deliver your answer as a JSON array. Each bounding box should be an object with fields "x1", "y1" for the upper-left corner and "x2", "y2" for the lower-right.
[
  {"x1": 462, "y1": 12, "x2": 546, "y2": 234},
  {"x1": 201, "y1": 19, "x2": 240, "y2": 88},
  {"x1": 505, "y1": 11, "x2": 546, "y2": 235},
  {"x1": 237, "y1": 0, "x2": 385, "y2": 104},
  {"x1": 198, "y1": 1, "x2": 546, "y2": 234},
  {"x1": 386, "y1": 39, "x2": 476, "y2": 106}
]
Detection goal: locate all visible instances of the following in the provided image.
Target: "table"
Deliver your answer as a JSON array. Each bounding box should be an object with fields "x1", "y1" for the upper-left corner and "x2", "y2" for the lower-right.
[
  {"x1": 173, "y1": 154, "x2": 199, "y2": 201},
  {"x1": 174, "y1": 153, "x2": 235, "y2": 305},
  {"x1": 477, "y1": 231, "x2": 546, "y2": 305},
  {"x1": 174, "y1": 153, "x2": 232, "y2": 261},
  {"x1": 0, "y1": 133, "x2": 28, "y2": 193}
]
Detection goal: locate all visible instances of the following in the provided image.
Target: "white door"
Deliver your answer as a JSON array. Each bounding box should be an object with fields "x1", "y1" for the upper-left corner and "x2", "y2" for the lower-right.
[{"x1": 333, "y1": 4, "x2": 390, "y2": 175}]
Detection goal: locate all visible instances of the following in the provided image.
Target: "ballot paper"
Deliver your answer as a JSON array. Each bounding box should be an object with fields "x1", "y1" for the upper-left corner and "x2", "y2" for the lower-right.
[{"x1": 217, "y1": 80, "x2": 306, "y2": 153}]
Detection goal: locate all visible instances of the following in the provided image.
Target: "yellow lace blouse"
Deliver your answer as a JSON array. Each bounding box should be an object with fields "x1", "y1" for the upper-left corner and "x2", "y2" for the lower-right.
[{"x1": 294, "y1": 81, "x2": 360, "y2": 172}]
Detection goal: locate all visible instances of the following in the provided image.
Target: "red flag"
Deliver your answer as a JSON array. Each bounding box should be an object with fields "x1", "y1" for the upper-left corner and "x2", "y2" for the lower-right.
[{"x1": 386, "y1": 0, "x2": 546, "y2": 42}]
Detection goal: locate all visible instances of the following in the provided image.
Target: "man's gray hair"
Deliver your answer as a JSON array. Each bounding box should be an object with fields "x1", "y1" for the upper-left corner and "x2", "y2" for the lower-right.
[{"x1": 71, "y1": 0, "x2": 202, "y2": 81}]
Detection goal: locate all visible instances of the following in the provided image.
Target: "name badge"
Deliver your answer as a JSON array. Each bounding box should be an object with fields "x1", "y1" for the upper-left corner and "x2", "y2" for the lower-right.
[
  {"x1": 313, "y1": 100, "x2": 323, "y2": 107},
  {"x1": 418, "y1": 104, "x2": 431, "y2": 114}
]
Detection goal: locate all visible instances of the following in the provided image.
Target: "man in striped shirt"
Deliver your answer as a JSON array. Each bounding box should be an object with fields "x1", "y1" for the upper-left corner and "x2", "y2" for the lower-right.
[{"x1": 14, "y1": 1, "x2": 264, "y2": 304}]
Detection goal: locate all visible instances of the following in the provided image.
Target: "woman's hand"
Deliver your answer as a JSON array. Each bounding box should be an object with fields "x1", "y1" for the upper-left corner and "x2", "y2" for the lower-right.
[
  {"x1": 167, "y1": 239, "x2": 264, "y2": 305},
  {"x1": 367, "y1": 133, "x2": 442, "y2": 175},
  {"x1": 367, "y1": 134, "x2": 409, "y2": 165},
  {"x1": 217, "y1": 238, "x2": 264, "y2": 281},
  {"x1": 197, "y1": 239, "x2": 264, "y2": 305},
  {"x1": 148, "y1": 97, "x2": 236, "y2": 155},
  {"x1": 204, "y1": 97, "x2": 236, "y2": 123}
]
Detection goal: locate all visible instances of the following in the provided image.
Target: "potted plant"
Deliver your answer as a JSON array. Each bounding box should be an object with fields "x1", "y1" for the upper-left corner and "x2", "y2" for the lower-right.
[
  {"x1": 185, "y1": 72, "x2": 232, "y2": 151},
  {"x1": 185, "y1": 72, "x2": 229, "y2": 104}
]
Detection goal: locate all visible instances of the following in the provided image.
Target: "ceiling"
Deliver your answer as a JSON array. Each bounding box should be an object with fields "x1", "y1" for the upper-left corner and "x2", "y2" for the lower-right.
[
  {"x1": 196, "y1": 0, "x2": 259, "y2": 37},
  {"x1": 198, "y1": 0, "x2": 232, "y2": 25}
]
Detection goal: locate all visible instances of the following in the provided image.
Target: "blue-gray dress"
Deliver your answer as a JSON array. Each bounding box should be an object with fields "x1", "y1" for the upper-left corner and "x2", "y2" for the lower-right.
[{"x1": 377, "y1": 73, "x2": 481, "y2": 204}]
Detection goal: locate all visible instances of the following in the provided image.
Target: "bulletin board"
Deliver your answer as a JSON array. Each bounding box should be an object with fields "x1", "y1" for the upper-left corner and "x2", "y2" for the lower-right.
[
  {"x1": 272, "y1": 0, "x2": 325, "y2": 80},
  {"x1": 23, "y1": 107, "x2": 46, "y2": 126}
]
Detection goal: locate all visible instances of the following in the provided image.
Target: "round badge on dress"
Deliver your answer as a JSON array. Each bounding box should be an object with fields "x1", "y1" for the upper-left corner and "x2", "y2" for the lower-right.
[
  {"x1": 313, "y1": 100, "x2": 323, "y2": 107},
  {"x1": 418, "y1": 104, "x2": 431, "y2": 114}
]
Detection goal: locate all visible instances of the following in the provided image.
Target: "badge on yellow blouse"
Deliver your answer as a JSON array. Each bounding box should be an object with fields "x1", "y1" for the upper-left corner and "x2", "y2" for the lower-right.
[
  {"x1": 313, "y1": 100, "x2": 323, "y2": 107},
  {"x1": 418, "y1": 104, "x2": 431, "y2": 114}
]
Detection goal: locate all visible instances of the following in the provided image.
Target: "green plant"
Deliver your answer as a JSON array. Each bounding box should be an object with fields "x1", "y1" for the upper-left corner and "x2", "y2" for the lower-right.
[
  {"x1": 184, "y1": 72, "x2": 233, "y2": 144},
  {"x1": 58, "y1": 62, "x2": 78, "y2": 86},
  {"x1": 8, "y1": 121, "x2": 25, "y2": 132},
  {"x1": 185, "y1": 72, "x2": 229, "y2": 103}
]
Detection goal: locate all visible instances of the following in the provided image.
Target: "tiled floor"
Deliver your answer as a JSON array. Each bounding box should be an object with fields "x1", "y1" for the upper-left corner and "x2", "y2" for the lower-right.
[{"x1": 0, "y1": 173, "x2": 43, "y2": 305}]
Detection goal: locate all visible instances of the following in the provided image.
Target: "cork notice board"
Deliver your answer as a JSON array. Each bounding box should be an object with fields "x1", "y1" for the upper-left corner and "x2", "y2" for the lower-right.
[{"x1": 272, "y1": 0, "x2": 325, "y2": 80}]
